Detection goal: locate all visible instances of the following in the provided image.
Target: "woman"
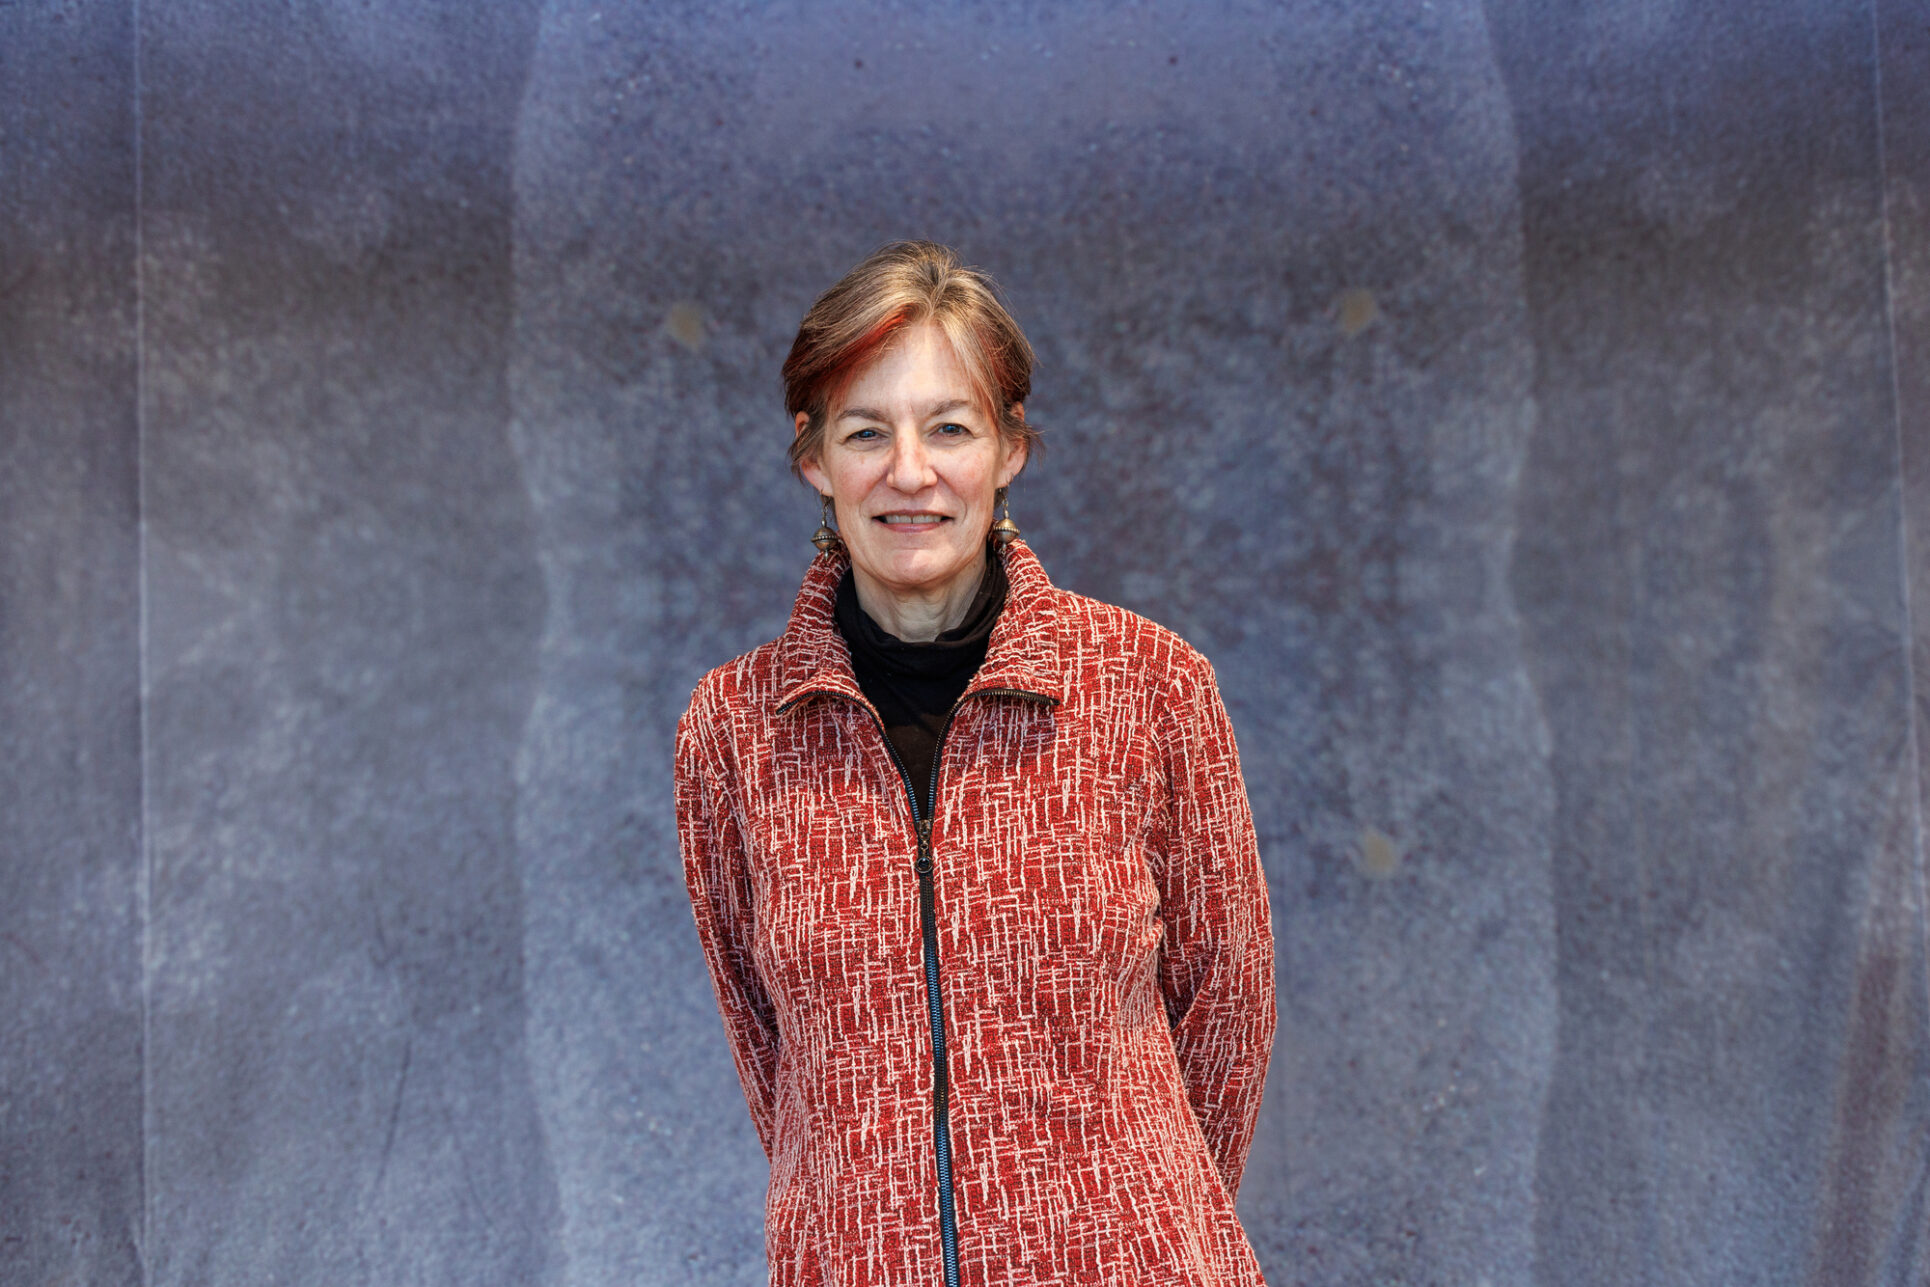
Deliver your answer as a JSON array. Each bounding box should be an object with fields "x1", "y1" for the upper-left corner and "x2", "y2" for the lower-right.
[{"x1": 675, "y1": 242, "x2": 1274, "y2": 1285}]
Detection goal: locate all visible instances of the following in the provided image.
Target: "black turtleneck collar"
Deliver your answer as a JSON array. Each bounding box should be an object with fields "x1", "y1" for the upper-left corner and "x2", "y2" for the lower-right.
[{"x1": 833, "y1": 549, "x2": 1008, "y2": 815}]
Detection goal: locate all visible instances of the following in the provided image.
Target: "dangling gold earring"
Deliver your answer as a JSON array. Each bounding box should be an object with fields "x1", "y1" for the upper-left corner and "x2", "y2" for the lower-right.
[
  {"x1": 811, "y1": 494, "x2": 842, "y2": 552},
  {"x1": 989, "y1": 486, "x2": 1021, "y2": 546}
]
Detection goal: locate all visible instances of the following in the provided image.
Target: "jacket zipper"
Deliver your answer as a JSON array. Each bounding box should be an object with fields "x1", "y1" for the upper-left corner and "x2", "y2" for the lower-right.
[
  {"x1": 785, "y1": 685, "x2": 1052, "y2": 1287},
  {"x1": 879, "y1": 708, "x2": 963, "y2": 1287}
]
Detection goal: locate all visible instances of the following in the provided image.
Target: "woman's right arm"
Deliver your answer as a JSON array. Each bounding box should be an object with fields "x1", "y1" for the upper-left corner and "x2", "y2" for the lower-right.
[{"x1": 675, "y1": 691, "x2": 780, "y2": 1157}]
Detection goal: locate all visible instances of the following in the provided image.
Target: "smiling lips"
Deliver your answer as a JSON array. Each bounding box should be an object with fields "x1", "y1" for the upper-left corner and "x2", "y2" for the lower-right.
[{"x1": 877, "y1": 513, "x2": 948, "y2": 528}]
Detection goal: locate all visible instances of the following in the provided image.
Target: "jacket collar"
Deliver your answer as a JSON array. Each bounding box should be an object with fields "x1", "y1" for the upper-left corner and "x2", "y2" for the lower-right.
[{"x1": 772, "y1": 538, "x2": 1066, "y2": 715}]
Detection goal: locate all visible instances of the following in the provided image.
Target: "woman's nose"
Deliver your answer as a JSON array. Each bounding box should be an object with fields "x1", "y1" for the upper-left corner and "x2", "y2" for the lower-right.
[{"x1": 886, "y1": 430, "x2": 936, "y2": 492}]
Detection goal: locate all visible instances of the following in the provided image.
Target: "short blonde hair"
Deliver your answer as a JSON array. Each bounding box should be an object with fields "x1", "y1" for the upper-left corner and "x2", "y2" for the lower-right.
[{"x1": 783, "y1": 241, "x2": 1040, "y2": 477}]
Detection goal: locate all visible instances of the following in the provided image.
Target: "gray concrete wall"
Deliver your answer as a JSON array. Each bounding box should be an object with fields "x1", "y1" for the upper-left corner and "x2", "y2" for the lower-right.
[
  {"x1": 2, "y1": 2, "x2": 1923, "y2": 1285},
  {"x1": 1, "y1": 4, "x2": 143, "y2": 1283}
]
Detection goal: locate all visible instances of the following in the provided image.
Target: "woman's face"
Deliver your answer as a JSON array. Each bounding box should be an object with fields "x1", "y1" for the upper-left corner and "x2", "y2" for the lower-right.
[{"x1": 798, "y1": 321, "x2": 1026, "y2": 612}]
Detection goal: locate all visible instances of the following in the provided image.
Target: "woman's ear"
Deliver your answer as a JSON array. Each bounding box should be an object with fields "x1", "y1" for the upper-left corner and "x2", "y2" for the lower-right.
[
  {"x1": 796, "y1": 412, "x2": 831, "y2": 495},
  {"x1": 998, "y1": 404, "x2": 1028, "y2": 486}
]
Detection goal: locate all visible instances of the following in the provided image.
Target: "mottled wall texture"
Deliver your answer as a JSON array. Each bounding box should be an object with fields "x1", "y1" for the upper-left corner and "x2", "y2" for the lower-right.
[{"x1": 2, "y1": 2, "x2": 1925, "y2": 1284}]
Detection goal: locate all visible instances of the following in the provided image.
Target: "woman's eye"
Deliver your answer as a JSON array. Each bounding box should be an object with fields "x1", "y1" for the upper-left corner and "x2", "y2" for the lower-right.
[
  {"x1": 848, "y1": 427, "x2": 882, "y2": 441},
  {"x1": 936, "y1": 422, "x2": 969, "y2": 437}
]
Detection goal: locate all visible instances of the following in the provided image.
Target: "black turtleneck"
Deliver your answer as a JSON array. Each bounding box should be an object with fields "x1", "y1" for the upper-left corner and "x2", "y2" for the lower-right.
[{"x1": 834, "y1": 551, "x2": 1009, "y2": 818}]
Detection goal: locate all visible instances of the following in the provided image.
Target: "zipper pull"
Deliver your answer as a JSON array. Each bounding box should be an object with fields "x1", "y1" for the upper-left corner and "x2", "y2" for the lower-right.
[{"x1": 916, "y1": 817, "x2": 934, "y2": 873}]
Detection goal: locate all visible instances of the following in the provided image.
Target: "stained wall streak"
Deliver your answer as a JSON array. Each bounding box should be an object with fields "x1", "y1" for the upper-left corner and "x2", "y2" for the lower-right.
[
  {"x1": 509, "y1": 3, "x2": 1552, "y2": 1284},
  {"x1": 137, "y1": 5, "x2": 560, "y2": 1283},
  {"x1": 1486, "y1": 0, "x2": 1930, "y2": 1282},
  {"x1": 1875, "y1": 2, "x2": 1930, "y2": 1275},
  {"x1": 1882, "y1": 0, "x2": 1930, "y2": 937},
  {"x1": 0, "y1": 4, "x2": 145, "y2": 1285}
]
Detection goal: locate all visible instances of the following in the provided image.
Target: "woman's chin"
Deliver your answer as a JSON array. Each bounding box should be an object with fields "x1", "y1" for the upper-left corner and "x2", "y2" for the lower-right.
[{"x1": 852, "y1": 544, "x2": 982, "y2": 597}]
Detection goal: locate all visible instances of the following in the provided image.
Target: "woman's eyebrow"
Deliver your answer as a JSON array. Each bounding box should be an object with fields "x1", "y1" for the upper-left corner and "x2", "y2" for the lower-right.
[{"x1": 836, "y1": 399, "x2": 975, "y2": 424}]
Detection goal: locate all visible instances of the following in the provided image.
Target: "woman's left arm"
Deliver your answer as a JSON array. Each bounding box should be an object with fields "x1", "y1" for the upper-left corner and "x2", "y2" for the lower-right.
[
  {"x1": 1154, "y1": 651, "x2": 1277, "y2": 1200},
  {"x1": 675, "y1": 689, "x2": 781, "y2": 1158}
]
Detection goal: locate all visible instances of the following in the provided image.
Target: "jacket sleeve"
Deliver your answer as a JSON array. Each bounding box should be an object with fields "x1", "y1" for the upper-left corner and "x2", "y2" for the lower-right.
[
  {"x1": 1153, "y1": 652, "x2": 1276, "y2": 1199},
  {"x1": 675, "y1": 686, "x2": 780, "y2": 1158}
]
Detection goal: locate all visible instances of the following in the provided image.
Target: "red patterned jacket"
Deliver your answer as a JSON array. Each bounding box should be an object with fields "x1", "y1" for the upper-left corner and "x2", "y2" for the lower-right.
[{"x1": 676, "y1": 538, "x2": 1275, "y2": 1285}]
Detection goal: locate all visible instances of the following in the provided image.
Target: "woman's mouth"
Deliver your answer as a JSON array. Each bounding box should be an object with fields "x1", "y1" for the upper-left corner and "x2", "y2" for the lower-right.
[{"x1": 876, "y1": 513, "x2": 948, "y2": 528}]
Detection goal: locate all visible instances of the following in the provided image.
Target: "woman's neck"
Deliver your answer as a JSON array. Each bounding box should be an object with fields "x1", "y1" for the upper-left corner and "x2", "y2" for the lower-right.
[{"x1": 851, "y1": 552, "x2": 989, "y2": 642}]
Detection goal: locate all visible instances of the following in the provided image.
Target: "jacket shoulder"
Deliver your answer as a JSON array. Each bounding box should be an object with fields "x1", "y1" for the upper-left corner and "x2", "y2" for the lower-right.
[
  {"x1": 1049, "y1": 587, "x2": 1217, "y2": 686},
  {"x1": 678, "y1": 638, "x2": 786, "y2": 748}
]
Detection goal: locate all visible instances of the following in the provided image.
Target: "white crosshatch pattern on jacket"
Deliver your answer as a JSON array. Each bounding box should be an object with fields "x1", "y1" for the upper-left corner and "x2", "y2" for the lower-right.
[{"x1": 677, "y1": 539, "x2": 1275, "y2": 1286}]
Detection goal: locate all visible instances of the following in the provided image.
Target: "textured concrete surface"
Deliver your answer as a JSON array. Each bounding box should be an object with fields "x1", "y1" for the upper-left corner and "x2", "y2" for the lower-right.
[
  {"x1": 1489, "y1": 4, "x2": 1930, "y2": 1283},
  {"x1": 137, "y1": 5, "x2": 559, "y2": 1284},
  {"x1": 1878, "y1": 8, "x2": 1930, "y2": 1282},
  {"x1": 1886, "y1": 0, "x2": 1930, "y2": 927},
  {"x1": 0, "y1": 4, "x2": 145, "y2": 1284},
  {"x1": 510, "y1": 5, "x2": 1555, "y2": 1281},
  {"x1": 2, "y1": 1, "x2": 1926, "y2": 1285}
]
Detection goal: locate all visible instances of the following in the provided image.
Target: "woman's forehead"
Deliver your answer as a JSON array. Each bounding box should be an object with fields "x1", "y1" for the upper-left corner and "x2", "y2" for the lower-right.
[{"x1": 835, "y1": 323, "x2": 988, "y2": 416}]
